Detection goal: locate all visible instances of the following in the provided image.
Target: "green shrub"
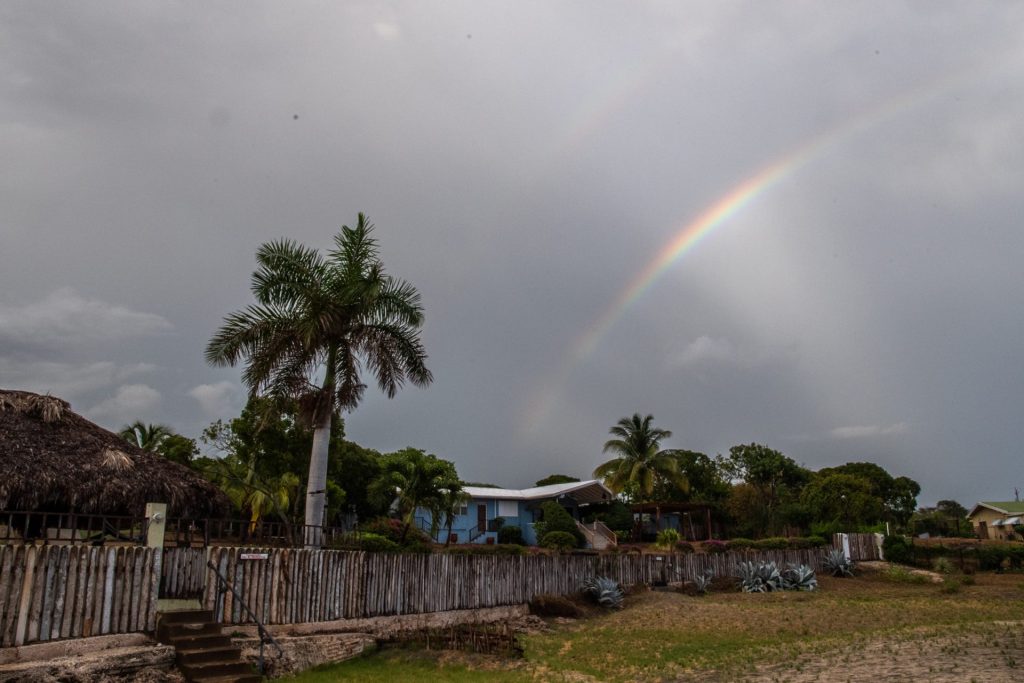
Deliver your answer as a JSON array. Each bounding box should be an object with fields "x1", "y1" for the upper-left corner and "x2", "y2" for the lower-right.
[
  {"x1": 727, "y1": 538, "x2": 754, "y2": 551},
  {"x1": 882, "y1": 535, "x2": 914, "y2": 565},
  {"x1": 497, "y1": 525, "x2": 525, "y2": 545},
  {"x1": 675, "y1": 541, "x2": 694, "y2": 554},
  {"x1": 358, "y1": 532, "x2": 401, "y2": 553},
  {"x1": 786, "y1": 536, "x2": 827, "y2": 549},
  {"x1": 362, "y1": 517, "x2": 433, "y2": 547},
  {"x1": 703, "y1": 540, "x2": 728, "y2": 554},
  {"x1": 443, "y1": 544, "x2": 524, "y2": 556},
  {"x1": 933, "y1": 557, "x2": 955, "y2": 575},
  {"x1": 655, "y1": 528, "x2": 680, "y2": 549},
  {"x1": 961, "y1": 574, "x2": 976, "y2": 586},
  {"x1": 538, "y1": 501, "x2": 584, "y2": 545},
  {"x1": 752, "y1": 537, "x2": 789, "y2": 550},
  {"x1": 541, "y1": 531, "x2": 578, "y2": 551}
]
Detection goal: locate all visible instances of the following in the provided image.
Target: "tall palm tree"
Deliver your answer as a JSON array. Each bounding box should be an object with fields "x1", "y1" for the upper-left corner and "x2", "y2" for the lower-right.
[
  {"x1": 593, "y1": 413, "x2": 688, "y2": 499},
  {"x1": 206, "y1": 214, "x2": 432, "y2": 546},
  {"x1": 119, "y1": 421, "x2": 172, "y2": 452}
]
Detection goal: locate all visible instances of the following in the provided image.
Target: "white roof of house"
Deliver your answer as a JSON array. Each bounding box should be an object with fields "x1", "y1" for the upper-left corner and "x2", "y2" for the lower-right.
[{"x1": 462, "y1": 479, "x2": 614, "y2": 505}]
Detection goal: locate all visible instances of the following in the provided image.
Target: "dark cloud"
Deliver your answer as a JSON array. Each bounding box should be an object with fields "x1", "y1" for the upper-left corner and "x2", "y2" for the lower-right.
[{"x1": 2, "y1": 2, "x2": 1023, "y2": 505}]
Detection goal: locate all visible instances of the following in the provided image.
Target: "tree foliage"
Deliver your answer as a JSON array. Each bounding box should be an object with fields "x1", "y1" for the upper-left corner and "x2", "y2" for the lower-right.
[
  {"x1": 594, "y1": 414, "x2": 688, "y2": 500},
  {"x1": 368, "y1": 448, "x2": 462, "y2": 542},
  {"x1": 205, "y1": 214, "x2": 432, "y2": 543},
  {"x1": 534, "y1": 474, "x2": 580, "y2": 487}
]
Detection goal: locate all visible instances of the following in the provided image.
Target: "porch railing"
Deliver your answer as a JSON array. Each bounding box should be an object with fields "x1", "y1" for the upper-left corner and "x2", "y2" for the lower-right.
[{"x1": 0, "y1": 510, "x2": 360, "y2": 548}]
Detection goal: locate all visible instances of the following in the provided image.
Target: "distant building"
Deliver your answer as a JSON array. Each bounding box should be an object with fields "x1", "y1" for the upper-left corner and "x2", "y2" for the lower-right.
[
  {"x1": 967, "y1": 501, "x2": 1024, "y2": 540},
  {"x1": 415, "y1": 479, "x2": 615, "y2": 547}
]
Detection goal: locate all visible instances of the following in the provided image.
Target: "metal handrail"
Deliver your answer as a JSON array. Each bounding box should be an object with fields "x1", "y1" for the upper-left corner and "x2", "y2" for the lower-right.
[{"x1": 207, "y1": 559, "x2": 283, "y2": 674}]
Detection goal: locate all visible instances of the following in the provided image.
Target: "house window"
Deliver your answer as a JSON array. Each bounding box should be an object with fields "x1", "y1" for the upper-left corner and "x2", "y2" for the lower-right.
[
  {"x1": 497, "y1": 500, "x2": 518, "y2": 518},
  {"x1": 457, "y1": 504, "x2": 468, "y2": 516}
]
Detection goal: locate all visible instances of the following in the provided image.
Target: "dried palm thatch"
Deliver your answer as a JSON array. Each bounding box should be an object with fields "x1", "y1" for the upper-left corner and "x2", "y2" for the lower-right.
[{"x1": 0, "y1": 389, "x2": 229, "y2": 517}]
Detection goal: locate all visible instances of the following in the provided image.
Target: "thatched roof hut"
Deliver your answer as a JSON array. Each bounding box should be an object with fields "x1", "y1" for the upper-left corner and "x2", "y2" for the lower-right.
[{"x1": 0, "y1": 389, "x2": 229, "y2": 517}]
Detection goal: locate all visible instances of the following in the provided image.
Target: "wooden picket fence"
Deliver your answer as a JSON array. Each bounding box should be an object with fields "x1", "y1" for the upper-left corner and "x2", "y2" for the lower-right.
[
  {"x1": 203, "y1": 546, "x2": 828, "y2": 626},
  {"x1": 0, "y1": 545, "x2": 829, "y2": 645},
  {"x1": 0, "y1": 545, "x2": 161, "y2": 647},
  {"x1": 834, "y1": 533, "x2": 884, "y2": 561},
  {"x1": 160, "y1": 547, "x2": 207, "y2": 599}
]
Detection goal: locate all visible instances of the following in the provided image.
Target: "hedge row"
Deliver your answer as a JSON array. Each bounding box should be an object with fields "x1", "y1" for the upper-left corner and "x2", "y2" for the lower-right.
[{"x1": 883, "y1": 536, "x2": 1024, "y2": 571}]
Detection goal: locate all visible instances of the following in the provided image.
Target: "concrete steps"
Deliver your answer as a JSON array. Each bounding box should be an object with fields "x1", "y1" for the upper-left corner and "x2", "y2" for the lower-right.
[{"x1": 156, "y1": 610, "x2": 261, "y2": 683}]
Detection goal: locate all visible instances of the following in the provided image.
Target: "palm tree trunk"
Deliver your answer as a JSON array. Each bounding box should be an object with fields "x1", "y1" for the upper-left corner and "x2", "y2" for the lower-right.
[{"x1": 304, "y1": 411, "x2": 331, "y2": 547}]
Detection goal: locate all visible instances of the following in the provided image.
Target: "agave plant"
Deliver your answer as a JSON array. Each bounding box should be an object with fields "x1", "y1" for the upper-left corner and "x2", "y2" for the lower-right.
[
  {"x1": 736, "y1": 560, "x2": 785, "y2": 593},
  {"x1": 782, "y1": 564, "x2": 818, "y2": 591},
  {"x1": 823, "y1": 549, "x2": 855, "y2": 577},
  {"x1": 693, "y1": 569, "x2": 715, "y2": 595},
  {"x1": 583, "y1": 576, "x2": 625, "y2": 609}
]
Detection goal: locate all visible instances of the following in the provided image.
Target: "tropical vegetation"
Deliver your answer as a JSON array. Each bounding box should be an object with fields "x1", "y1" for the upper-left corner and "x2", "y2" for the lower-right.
[{"x1": 204, "y1": 214, "x2": 432, "y2": 545}]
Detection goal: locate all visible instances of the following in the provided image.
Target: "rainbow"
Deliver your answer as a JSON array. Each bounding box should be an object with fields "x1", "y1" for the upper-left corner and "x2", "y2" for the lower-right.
[{"x1": 522, "y1": 65, "x2": 975, "y2": 434}]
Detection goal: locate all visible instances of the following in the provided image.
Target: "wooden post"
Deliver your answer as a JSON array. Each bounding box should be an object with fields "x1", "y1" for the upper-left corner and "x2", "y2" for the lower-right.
[{"x1": 145, "y1": 503, "x2": 167, "y2": 549}]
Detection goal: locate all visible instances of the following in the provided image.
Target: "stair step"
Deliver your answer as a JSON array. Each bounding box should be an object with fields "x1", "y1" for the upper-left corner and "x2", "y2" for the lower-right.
[
  {"x1": 177, "y1": 645, "x2": 244, "y2": 664},
  {"x1": 169, "y1": 633, "x2": 233, "y2": 650},
  {"x1": 161, "y1": 621, "x2": 224, "y2": 640},
  {"x1": 158, "y1": 609, "x2": 215, "y2": 625},
  {"x1": 181, "y1": 660, "x2": 255, "y2": 679}
]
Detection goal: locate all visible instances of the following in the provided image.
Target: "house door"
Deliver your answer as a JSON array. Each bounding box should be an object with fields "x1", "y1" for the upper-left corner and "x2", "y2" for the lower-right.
[
  {"x1": 978, "y1": 521, "x2": 987, "y2": 539},
  {"x1": 477, "y1": 504, "x2": 487, "y2": 532}
]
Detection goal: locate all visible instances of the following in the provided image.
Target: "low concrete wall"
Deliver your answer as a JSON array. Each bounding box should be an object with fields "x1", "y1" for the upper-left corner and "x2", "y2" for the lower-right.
[
  {"x1": 235, "y1": 633, "x2": 376, "y2": 677},
  {"x1": 231, "y1": 603, "x2": 529, "y2": 640},
  {"x1": 230, "y1": 603, "x2": 529, "y2": 677},
  {"x1": 0, "y1": 642, "x2": 177, "y2": 682}
]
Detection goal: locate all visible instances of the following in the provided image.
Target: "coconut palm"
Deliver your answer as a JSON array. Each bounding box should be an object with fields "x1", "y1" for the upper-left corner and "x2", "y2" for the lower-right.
[
  {"x1": 368, "y1": 448, "x2": 460, "y2": 543},
  {"x1": 205, "y1": 214, "x2": 432, "y2": 546},
  {"x1": 593, "y1": 413, "x2": 688, "y2": 499},
  {"x1": 119, "y1": 421, "x2": 172, "y2": 452}
]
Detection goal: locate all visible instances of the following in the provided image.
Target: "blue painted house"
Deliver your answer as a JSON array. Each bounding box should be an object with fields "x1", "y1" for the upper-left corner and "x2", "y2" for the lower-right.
[{"x1": 415, "y1": 479, "x2": 616, "y2": 547}]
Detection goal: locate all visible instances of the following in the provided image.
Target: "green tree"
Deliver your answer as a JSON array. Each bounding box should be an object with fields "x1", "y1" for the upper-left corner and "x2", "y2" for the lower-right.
[
  {"x1": 205, "y1": 214, "x2": 432, "y2": 546},
  {"x1": 119, "y1": 421, "x2": 172, "y2": 452},
  {"x1": 817, "y1": 462, "x2": 919, "y2": 526},
  {"x1": 535, "y1": 474, "x2": 580, "y2": 487},
  {"x1": 120, "y1": 421, "x2": 199, "y2": 467},
  {"x1": 368, "y1": 448, "x2": 461, "y2": 542},
  {"x1": 159, "y1": 433, "x2": 200, "y2": 467},
  {"x1": 721, "y1": 443, "x2": 810, "y2": 536},
  {"x1": 649, "y1": 450, "x2": 730, "y2": 504},
  {"x1": 593, "y1": 414, "x2": 688, "y2": 500},
  {"x1": 800, "y1": 473, "x2": 884, "y2": 529}
]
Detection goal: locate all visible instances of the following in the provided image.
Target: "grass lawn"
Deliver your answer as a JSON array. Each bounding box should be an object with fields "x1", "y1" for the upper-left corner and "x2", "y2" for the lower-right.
[{"x1": 286, "y1": 570, "x2": 1024, "y2": 682}]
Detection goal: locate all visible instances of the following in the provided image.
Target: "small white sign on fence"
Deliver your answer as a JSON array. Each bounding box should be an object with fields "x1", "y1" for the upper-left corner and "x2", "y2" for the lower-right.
[{"x1": 239, "y1": 552, "x2": 269, "y2": 560}]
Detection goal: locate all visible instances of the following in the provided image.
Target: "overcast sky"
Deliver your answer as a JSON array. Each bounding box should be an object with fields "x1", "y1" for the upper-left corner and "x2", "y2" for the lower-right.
[{"x1": 2, "y1": 2, "x2": 1022, "y2": 507}]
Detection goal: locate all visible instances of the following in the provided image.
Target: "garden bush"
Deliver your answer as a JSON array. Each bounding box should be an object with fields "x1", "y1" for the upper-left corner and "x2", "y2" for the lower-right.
[
  {"x1": 702, "y1": 540, "x2": 728, "y2": 554},
  {"x1": 357, "y1": 532, "x2": 401, "y2": 553},
  {"x1": 443, "y1": 544, "x2": 524, "y2": 556},
  {"x1": 537, "y1": 501, "x2": 584, "y2": 545},
  {"x1": 786, "y1": 536, "x2": 827, "y2": 549},
  {"x1": 752, "y1": 537, "x2": 789, "y2": 550},
  {"x1": 541, "y1": 531, "x2": 579, "y2": 551},
  {"x1": 883, "y1": 535, "x2": 914, "y2": 565},
  {"x1": 655, "y1": 528, "x2": 680, "y2": 549},
  {"x1": 362, "y1": 517, "x2": 433, "y2": 547},
  {"x1": 497, "y1": 525, "x2": 525, "y2": 545},
  {"x1": 675, "y1": 541, "x2": 694, "y2": 554},
  {"x1": 727, "y1": 538, "x2": 754, "y2": 551}
]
